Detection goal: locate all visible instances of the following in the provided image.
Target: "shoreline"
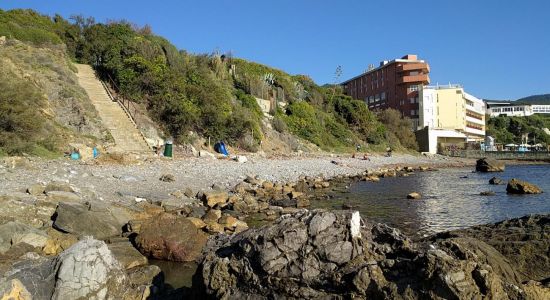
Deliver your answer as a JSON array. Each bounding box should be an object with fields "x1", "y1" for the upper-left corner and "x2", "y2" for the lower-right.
[{"x1": 0, "y1": 154, "x2": 476, "y2": 203}]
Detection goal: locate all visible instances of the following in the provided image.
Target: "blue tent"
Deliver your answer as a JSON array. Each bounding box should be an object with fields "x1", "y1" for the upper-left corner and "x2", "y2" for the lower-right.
[{"x1": 214, "y1": 141, "x2": 229, "y2": 156}]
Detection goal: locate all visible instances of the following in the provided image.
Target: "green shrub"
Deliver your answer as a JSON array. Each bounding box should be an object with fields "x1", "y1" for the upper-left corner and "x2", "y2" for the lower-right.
[{"x1": 0, "y1": 70, "x2": 58, "y2": 155}]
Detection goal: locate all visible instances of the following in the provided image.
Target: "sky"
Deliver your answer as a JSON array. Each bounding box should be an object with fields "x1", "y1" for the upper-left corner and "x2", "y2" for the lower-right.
[{"x1": 1, "y1": 0, "x2": 549, "y2": 100}]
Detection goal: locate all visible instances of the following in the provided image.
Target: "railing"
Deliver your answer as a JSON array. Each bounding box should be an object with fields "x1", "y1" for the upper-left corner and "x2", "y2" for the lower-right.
[
  {"x1": 440, "y1": 149, "x2": 550, "y2": 160},
  {"x1": 103, "y1": 74, "x2": 139, "y2": 123},
  {"x1": 466, "y1": 112, "x2": 483, "y2": 120},
  {"x1": 99, "y1": 72, "x2": 152, "y2": 151}
]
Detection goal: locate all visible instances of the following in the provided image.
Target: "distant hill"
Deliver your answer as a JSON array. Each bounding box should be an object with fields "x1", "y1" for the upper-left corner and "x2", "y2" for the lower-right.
[{"x1": 516, "y1": 94, "x2": 550, "y2": 105}]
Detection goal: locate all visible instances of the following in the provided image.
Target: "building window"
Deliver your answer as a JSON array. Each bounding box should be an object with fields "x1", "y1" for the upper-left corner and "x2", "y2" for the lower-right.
[
  {"x1": 409, "y1": 85, "x2": 419, "y2": 92},
  {"x1": 381, "y1": 92, "x2": 386, "y2": 100}
]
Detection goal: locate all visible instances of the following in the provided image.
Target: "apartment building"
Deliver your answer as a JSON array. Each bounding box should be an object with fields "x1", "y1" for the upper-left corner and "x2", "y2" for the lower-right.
[
  {"x1": 416, "y1": 85, "x2": 485, "y2": 153},
  {"x1": 341, "y1": 54, "x2": 430, "y2": 128},
  {"x1": 485, "y1": 100, "x2": 550, "y2": 117}
]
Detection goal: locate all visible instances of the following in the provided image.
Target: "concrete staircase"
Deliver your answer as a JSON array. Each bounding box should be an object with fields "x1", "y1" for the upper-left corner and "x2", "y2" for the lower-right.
[{"x1": 74, "y1": 64, "x2": 151, "y2": 153}]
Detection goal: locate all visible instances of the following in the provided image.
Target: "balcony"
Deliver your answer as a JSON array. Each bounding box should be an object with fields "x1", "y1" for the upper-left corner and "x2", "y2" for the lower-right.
[
  {"x1": 466, "y1": 115, "x2": 485, "y2": 126},
  {"x1": 397, "y1": 63, "x2": 430, "y2": 73},
  {"x1": 397, "y1": 74, "x2": 430, "y2": 84}
]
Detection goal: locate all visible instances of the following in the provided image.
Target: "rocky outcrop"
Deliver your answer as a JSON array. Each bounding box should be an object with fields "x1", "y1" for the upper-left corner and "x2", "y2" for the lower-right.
[
  {"x1": 52, "y1": 238, "x2": 132, "y2": 300},
  {"x1": 506, "y1": 179, "x2": 543, "y2": 194},
  {"x1": 1, "y1": 238, "x2": 151, "y2": 300},
  {"x1": 135, "y1": 213, "x2": 208, "y2": 262},
  {"x1": 476, "y1": 158, "x2": 505, "y2": 172},
  {"x1": 196, "y1": 210, "x2": 549, "y2": 299}
]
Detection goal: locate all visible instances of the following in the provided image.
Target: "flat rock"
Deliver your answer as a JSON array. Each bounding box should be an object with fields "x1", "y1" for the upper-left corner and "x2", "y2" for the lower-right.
[
  {"x1": 45, "y1": 191, "x2": 81, "y2": 203},
  {"x1": 107, "y1": 240, "x2": 148, "y2": 269},
  {"x1": 52, "y1": 202, "x2": 121, "y2": 239}
]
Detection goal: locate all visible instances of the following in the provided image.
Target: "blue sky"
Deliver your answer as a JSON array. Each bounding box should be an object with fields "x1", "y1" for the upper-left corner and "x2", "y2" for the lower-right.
[{"x1": 2, "y1": 0, "x2": 549, "y2": 100}]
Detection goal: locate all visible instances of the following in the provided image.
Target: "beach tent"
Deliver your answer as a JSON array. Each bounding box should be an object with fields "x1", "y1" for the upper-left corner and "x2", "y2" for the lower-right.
[{"x1": 214, "y1": 141, "x2": 229, "y2": 156}]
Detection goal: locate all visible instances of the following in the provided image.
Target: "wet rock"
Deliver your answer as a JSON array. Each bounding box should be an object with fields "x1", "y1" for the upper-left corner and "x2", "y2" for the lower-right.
[
  {"x1": 135, "y1": 213, "x2": 208, "y2": 262},
  {"x1": 506, "y1": 178, "x2": 543, "y2": 194},
  {"x1": 296, "y1": 197, "x2": 310, "y2": 208},
  {"x1": 127, "y1": 264, "x2": 163, "y2": 288},
  {"x1": 407, "y1": 192, "x2": 422, "y2": 199},
  {"x1": 159, "y1": 173, "x2": 175, "y2": 182},
  {"x1": 480, "y1": 191, "x2": 496, "y2": 196},
  {"x1": 489, "y1": 176, "x2": 504, "y2": 185},
  {"x1": 476, "y1": 158, "x2": 505, "y2": 172}
]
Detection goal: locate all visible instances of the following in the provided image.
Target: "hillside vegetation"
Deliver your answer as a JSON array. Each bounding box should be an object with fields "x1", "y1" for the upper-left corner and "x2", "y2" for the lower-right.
[
  {"x1": 516, "y1": 94, "x2": 550, "y2": 105},
  {"x1": 0, "y1": 8, "x2": 417, "y2": 155},
  {"x1": 0, "y1": 38, "x2": 109, "y2": 156},
  {"x1": 487, "y1": 114, "x2": 550, "y2": 145}
]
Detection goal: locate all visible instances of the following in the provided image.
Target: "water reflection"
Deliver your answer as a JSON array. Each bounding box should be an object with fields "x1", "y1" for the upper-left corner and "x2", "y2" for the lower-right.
[{"x1": 312, "y1": 165, "x2": 550, "y2": 238}]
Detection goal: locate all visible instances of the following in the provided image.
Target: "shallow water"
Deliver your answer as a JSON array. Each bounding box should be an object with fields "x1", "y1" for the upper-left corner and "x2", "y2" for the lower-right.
[{"x1": 312, "y1": 164, "x2": 550, "y2": 238}]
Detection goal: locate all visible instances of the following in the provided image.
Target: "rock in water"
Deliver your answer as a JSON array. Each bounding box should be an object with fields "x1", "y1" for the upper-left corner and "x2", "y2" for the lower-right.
[
  {"x1": 480, "y1": 191, "x2": 496, "y2": 196},
  {"x1": 135, "y1": 213, "x2": 208, "y2": 262},
  {"x1": 489, "y1": 176, "x2": 504, "y2": 185},
  {"x1": 506, "y1": 178, "x2": 543, "y2": 194},
  {"x1": 407, "y1": 192, "x2": 422, "y2": 199},
  {"x1": 196, "y1": 210, "x2": 548, "y2": 299},
  {"x1": 476, "y1": 158, "x2": 505, "y2": 172}
]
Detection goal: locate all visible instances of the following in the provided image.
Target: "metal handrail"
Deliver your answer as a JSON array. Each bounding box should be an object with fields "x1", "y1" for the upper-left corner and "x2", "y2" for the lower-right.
[{"x1": 99, "y1": 72, "x2": 153, "y2": 151}]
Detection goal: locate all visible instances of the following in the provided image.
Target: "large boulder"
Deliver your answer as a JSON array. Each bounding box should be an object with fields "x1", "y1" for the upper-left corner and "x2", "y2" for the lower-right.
[
  {"x1": 476, "y1": 158, "x2": 505, "y2": 172},
  {"x1": 196, "y1": 210, "x2": 548, "y2": 299},
  {"x1": 135, "y1": 213, "x2": 208, "y2": 262},
  {"x1": 0, "y1": 238, "x2": 156, "y2": 300},
  {"x1": 52, "y1": 238, "x2": 132, "y2": 300},
  {"x1": 52, "y1": 202, "x2": 121, "y2": 239},
  {"x1": 506, "y1": 178, "x2": 543, "y2": 194}
]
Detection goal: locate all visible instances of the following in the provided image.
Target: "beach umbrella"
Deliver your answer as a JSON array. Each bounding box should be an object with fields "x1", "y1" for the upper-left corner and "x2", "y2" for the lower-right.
[{"x1": 504, "y1": 144, "x2": 517, "y2": 147}]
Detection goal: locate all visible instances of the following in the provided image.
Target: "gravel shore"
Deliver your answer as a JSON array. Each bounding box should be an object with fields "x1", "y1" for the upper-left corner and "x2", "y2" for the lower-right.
[{"x1": 0, "y1": 153, "x2": 473, "y2": 204}]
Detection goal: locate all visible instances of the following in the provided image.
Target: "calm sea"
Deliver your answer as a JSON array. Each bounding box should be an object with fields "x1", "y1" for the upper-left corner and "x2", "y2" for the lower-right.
[{"x1": 312, "y1": 164, "x2": 550, "y2": 238}]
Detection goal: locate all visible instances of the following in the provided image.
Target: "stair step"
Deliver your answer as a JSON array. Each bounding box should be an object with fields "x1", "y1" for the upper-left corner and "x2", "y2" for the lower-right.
[{"x1": 75, "y1": 64, "x2": 151, "y2": 153}]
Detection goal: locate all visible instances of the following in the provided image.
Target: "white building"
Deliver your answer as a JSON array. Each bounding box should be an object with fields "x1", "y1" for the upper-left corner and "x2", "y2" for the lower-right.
[{"x1": 485, "y1": 101, "x2": 550, "y2": 117}]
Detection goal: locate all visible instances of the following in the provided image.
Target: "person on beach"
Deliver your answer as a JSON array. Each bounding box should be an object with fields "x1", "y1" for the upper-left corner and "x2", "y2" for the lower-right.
[{"x1": 386, "y1": 147, "x2": 392, "y2": 157}]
